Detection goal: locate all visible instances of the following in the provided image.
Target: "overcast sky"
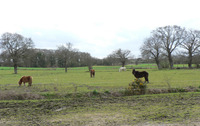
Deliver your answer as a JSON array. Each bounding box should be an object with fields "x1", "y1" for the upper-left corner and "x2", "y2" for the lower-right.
[{"x1": 0, "y1": 0, "x2": 200, "y2": 58}]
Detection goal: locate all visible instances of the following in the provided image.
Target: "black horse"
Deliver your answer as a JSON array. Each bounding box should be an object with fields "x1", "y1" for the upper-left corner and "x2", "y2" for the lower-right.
[{"x1": 132, "y1": 69, "x2": 149, "y2": 83}]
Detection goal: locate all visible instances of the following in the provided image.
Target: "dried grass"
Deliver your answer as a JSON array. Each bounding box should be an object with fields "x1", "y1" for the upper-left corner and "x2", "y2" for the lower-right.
[{"x1": 0, "y1": 90, "x2": 44, "y2": 100}]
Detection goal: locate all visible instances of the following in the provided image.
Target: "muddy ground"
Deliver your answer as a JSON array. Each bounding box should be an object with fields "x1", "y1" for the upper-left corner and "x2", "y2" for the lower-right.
[{"x1": 0, "y1": 92, "x2": 200, "y2": 126}]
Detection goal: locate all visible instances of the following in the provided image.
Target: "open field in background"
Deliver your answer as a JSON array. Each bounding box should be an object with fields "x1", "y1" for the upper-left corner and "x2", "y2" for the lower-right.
[
  {"x1": 0, "y1": 63, "x2": 196, "y2": 70},
  {"x1": 0, "y1": 65, "x2": 200, "y2": 94},
  {"x1": 1, "y1": 65, "x2": 200, "y2": 125}
]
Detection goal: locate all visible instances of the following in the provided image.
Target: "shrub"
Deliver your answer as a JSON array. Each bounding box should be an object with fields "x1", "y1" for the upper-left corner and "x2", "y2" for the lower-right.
[
  {"x1": 92, "y1": 90, "x2": 99, "y2": 95},
  {"x1": 126, "y1": 78, "x2": 147, "y2": 95}
]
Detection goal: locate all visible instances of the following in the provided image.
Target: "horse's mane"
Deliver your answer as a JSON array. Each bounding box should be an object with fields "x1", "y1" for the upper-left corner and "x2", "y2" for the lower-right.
[{"x1": 19, "y1": 77, "x2": 23, "y2": 84}]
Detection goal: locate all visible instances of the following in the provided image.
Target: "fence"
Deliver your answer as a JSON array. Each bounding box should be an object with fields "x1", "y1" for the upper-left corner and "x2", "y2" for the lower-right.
[{"x1": 1, "y1": 79, "x2": 200, "y2": 95}]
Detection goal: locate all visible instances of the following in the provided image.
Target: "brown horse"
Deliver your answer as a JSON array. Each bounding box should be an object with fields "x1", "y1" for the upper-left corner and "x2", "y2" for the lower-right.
[
  {"x1": 132, "y1": 69, "x2": 149, "y2": 83},
  {"x1": 90, "y1": 69, "x2": 95, "y2": 78},
  {"x1": 19, "y1": 76, "x2": 33, "y2": 86}
]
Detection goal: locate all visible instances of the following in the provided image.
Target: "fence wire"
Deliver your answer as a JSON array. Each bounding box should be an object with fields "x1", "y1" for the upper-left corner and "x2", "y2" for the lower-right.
[{"x1": 1, "y1": 79, "x2": 200, "y2": 94}]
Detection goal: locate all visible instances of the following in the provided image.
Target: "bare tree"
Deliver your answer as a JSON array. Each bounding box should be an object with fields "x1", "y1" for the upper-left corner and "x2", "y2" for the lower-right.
[
  {"x1": 152, "y1": 25, "x2": 186, "y2": 69},
  {"x1": 109, "y1": 49, "x2": 131, "y2": 67},
  {"x1": 0, "y1": 32, "x2": 34, "y2": 74},
  {"x1": 140, "y1": 35, "x2": 162, "y2": 69},
  {"x1": 181, "y1": 29, "x2": 200, "y2": 68},
  {"x1": 56, "y1": 43, "x2": 77, "y2": 72}
]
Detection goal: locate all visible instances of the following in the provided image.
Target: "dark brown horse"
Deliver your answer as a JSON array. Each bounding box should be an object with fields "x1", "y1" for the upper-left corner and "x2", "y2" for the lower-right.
[
  {"x1": 132, "y1": 69, "x2": 149, "y2": 83},
  {"x1": 90, "y1": 69, "x2": 95, "y2": 78},
  {"x1": 19, "y1": 76, "x2": 33, "y2": 86}
]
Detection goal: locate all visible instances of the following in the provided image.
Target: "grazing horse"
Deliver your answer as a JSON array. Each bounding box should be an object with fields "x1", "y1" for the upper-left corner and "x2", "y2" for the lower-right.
[
  {"x1": 90, "y1": 69, "x2": 95, "y2": 78},
  {"x1": 132, "y1": 69, "x2": 149, "y2": 83},
  {"x1": 19, "y1": 76, "x2": 33, "y2": 86},
  {"x1": 119, "y1": 67, "x2": 126, "y2": 72}
]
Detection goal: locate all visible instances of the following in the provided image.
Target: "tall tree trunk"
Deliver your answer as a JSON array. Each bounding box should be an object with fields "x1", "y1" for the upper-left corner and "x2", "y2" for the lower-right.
[
  {"x1": 122, "y1": 61, "x2": 125, "y2": 67},
  {"x1": 168, "y1": 53, "x2": 173, "y2": 69},
  {"x1": 155, "y1": 58, "x2": 161, "y2": 70},
  {"x1": 65, "y1": 65, "x2": 68, "y2": 72},
  {"x1": 14, "y1": 63, "x2": 18, "y2": 74},
  {"x1": 188, "y1": 52, "x2": 192, "y2": 69},
  {"x1": 65, "y1": 60, "x2": 68, "y2": 72}
]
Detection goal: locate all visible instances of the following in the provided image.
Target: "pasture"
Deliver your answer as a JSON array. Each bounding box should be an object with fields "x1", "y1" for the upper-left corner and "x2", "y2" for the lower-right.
[
  {"x1": 0, "y1": 66, "x2": 200, "y2": 93},
  {"x1": 1, "y1": 66, "x2": 200, "y2": 125}
]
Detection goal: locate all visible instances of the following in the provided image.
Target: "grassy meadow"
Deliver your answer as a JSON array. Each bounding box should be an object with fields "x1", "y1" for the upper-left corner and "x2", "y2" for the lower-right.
[
  {"x1": 0, "y1": 65, "x2": 200, "y2": 93},
  {"x1": 1, "y1": 65, "x2": 200, "y2": 125}
]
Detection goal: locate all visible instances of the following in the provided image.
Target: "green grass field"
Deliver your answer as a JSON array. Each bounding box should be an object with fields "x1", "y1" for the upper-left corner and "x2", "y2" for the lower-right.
[
  {"x1": 0, "y1": 66, "x2": 200, "y2": 93},
  {"x1": 1, "y1": 66, "x2": 200, "y2": 125}
]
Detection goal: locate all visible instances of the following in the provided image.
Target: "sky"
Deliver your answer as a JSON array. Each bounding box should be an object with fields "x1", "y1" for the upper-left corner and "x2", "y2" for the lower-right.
[{"x1": 0, "y1": 0, "x2": 200, "y2": 59}]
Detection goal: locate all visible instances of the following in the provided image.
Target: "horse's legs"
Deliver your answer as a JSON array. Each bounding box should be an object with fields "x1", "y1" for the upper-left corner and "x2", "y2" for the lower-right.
[
  {"x1": 23, "y1": 82, "x2": 25, "y2": 86},
  {"x1": 145, "y1": 76, "x2": 149, "y2": 83}
]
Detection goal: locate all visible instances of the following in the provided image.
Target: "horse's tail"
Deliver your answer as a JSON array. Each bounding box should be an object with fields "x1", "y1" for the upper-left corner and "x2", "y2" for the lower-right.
[
  {"x1": 29, "y1": 76, "x2": 33, "y2": 82},
  {"x1": 93, "y1": 70, "x2": 95, "y2": 77},
  {"x1": 145, "y1": 72, "x2": 149, "y2": 83},
  {"x1": 146, "y1": 71, "x2": 149, "y2": 77},
  {"x1": 28, "y1": 76, "x2": 33, "y2": 86}
]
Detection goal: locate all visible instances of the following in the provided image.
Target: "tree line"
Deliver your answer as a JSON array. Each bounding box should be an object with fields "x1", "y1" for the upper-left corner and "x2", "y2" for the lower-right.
[
  {"x1": 0, "y1": 32, "x2": 134, "y2": 74},
  {"x1": 0, "y1": 32, "x2": 104, "y2": 74},
  {"x1": 140, "y1": 25, "x2": 200, "y2": 69},
  {"x1": 1, "y1": 25, "x2": 200, "y2": 74}
]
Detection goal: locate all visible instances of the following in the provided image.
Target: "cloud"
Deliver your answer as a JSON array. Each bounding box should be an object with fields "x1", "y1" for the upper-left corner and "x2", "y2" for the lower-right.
[{"x1": 1, "y1": 0, "x2": 200, "y2": 58}]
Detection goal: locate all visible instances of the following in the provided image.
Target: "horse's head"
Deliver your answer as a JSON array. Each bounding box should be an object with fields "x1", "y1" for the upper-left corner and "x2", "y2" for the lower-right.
[
  {"x1": 18, "y1": 79, "x2": 22, "y2": 86},
  {"x1": 90, "y1": 69, "x2": 95, "y2": 72},
  {"x1": 132, "y1": 68, "x2": 135, "y2": 74},
  {"x1": 18, "y1": 76, "x2": 24, "y2": 86}
]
